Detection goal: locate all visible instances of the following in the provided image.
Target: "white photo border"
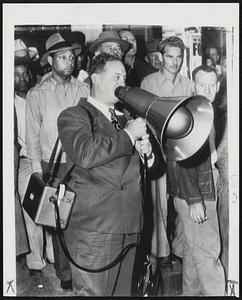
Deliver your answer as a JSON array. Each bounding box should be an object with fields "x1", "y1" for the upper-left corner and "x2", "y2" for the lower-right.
[{"x1": 3, "y1": 3, "x2": 239, "y2": 297}]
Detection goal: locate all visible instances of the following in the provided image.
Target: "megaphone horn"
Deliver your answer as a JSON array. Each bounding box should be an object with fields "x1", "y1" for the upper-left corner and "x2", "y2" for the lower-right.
[{"x1": 115, "y1": 86, "x2": 214, "y2": 161}]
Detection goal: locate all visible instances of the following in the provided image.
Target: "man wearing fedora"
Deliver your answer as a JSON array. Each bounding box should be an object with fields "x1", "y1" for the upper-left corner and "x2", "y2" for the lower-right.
[
  {"x1": 25, "y1": 32, "x2": 89, "y2": 290},
  {"x1": 14, "y1": 40, "x2": 33, "y2": 262},
  {"x1": 15, "y1": 39, "x2": 52, "y2": 271},
  {"x1": 63, "y1": 31, "x2": 89, "y2": 81},
  {"x1": 144, "y1": 39, "x2": 163, "y2": 70},
  {"x1": 89, "y1": 30, "x2": 131, "y2": 59}
]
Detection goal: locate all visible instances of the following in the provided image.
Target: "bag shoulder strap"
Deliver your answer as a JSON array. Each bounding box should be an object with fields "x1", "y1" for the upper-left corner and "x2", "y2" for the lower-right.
[
  {"x1": 44, "y1": 137, "x2": 60, "y2": 182},
  {"x1": 50, "y1": 104, "x2": 94, "y2": 185}
]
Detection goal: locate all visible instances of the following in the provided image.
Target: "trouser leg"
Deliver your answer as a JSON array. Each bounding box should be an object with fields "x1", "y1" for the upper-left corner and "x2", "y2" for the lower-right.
[
  {"x1": 18, "y1": 158, "x2": 46, "y2": 270},
  {"x1": 217, "y1": 161, "x2": 229, "y2": 283},
  {"x1": 65, "y1": 229, "x2": 138, "y2": 296},
  {"x1": 51, "y1": 232, "x2": 72, "y2": 281},
  {"x1": 171, "y1": 197, "x2": 183, "y2": 258},
  {"x1": 174, "y1": 197, "x2": 225, "y2": 296},
  {"x1": 151, "y1": 174, "x2": 170, "y2": 257}
]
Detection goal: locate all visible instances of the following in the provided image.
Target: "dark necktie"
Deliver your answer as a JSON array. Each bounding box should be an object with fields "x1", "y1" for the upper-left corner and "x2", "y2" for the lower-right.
[{"x1": 109, "y1": 108, "x2": 121, "y2": 130}]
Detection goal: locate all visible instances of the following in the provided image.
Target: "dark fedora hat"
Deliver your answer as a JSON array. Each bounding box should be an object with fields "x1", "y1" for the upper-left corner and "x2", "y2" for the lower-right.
[
  {"x1": 40, "y1": 32, "x2": 83, "y2": 66},
  {"x1": 64, "y1": 31, "x2": 86, "y2": 46},
  {"x1": 145, "y1": 39, "x2": 161, "y2": 54},
  {"x1": 89, "y1": 30, "x2": 131, "y2": 54}
]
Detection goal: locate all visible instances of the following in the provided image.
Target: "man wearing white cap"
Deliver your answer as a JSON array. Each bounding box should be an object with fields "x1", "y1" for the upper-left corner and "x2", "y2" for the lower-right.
[
  {"x1": 14, "y1": 40, "x2": 35, "y2": 262},
  {"x1": 25, "y1": 32, "x2": 89, "y2": 290}
]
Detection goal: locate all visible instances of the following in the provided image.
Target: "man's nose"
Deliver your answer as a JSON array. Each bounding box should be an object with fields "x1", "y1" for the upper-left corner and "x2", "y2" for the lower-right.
[
  {"x1": 205, "y1": 85, "x2": 210, "y2": 94},
  {"x1": 19, "y1": 75, "x2": 26, "y2": 80},
  {"x1": 119, "y1": 77, "x2": 126, "y2": 86},
  {"x1": 66, "y1": 57, "x2": 74, "y2": 65},
  {"x1": 175, "y1": 57, "x2": 180, "y2": 65}
]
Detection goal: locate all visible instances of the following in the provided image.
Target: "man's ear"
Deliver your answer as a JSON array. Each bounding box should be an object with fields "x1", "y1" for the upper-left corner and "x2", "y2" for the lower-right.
[
  {"x1": 144, "y1": 56, "x2": 149, "y2": 64},
  {"x1": 192, "y1": 81, "x2": 196, "y2": 94},
  {"x1": 47, "y1": 55, "x2": 53, "y2": 66},
  {"x1": 216, "y1": 81, "x2": 220, "y2": 93},
  {"x1": 90, "y1": 73, "x2": 99, "y2": 86}
]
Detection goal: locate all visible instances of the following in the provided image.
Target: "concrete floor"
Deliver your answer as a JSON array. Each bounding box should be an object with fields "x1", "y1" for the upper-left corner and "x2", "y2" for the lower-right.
[
  {"x1": 16, "y1": 256, "x2": 74, "y2": 297},
  {"x1": 16, "y1": 254, "x2": 182, "y2": 296}
]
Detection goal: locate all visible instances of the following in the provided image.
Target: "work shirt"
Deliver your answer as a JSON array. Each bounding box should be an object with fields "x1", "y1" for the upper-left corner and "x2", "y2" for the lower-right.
[
  {"x1": 141, "y1": 70, "x2": 193, "y2": 97},
  {"x1": 14, "y1": 94, "x2": 27, "y2": 157},
  {"x1": 26, "y1": 74, "x2": 89, "y2": 173}
]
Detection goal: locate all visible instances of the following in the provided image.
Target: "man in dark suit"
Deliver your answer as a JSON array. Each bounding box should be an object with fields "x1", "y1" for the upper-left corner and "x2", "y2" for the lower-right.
[{"x1": 57, "y1": 53, "x2": 160, "y2": 296}]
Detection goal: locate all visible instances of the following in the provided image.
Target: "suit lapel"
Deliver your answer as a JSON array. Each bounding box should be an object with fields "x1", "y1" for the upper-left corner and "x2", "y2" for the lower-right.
[{"x1": 79, "y1": 99, "x2": 133, "y2": 179}]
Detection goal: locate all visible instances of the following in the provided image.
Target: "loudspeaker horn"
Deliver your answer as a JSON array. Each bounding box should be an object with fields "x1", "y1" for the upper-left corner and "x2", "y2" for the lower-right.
[{"x1": 115, "y1": 86, "x2": 214, "y2": 161}]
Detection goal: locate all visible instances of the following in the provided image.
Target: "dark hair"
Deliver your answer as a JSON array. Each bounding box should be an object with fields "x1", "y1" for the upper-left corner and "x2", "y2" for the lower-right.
[
  {"x1": 192, "y1": 65, "x2": 217, "y2": 81},
  {"x1": 14, "y1": 62, "x2": 30, "y2": 71},
  {"x1": 88, "y1": 53, "x2": 121, "y2": 87},
  {"x1": 118, "y1": 28, "x2": 133, "y2": 36},
  {"x1": 205, "y1": 56, "x2": 216, "y2": 66},
  {"x1": 205, "y1": 47, "x2": 218, "y2": 56},
  {"x1": 158, "y1": 36, "x2": 185, "y2": 55},
  {"x1": 49, "y1": 52, "x2": 55, "y2": 59}
]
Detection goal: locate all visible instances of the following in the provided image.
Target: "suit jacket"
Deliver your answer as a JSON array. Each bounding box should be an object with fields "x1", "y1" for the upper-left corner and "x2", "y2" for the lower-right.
[{"x1": 57, "y1": 99, "x2": 144, "y2": 234}]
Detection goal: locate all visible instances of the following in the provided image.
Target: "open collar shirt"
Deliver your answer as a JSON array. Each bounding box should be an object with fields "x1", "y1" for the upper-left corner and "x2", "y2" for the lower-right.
[
  {"x1": 141, "y1": 69, "x2": 193, "y2": 97},
  {"x1": 26, "y1": 74, "x2": 89, "y2": 172}
]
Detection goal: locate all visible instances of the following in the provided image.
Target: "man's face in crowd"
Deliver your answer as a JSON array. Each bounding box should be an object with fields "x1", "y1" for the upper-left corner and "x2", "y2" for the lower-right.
[
  {"x1": 76, "y1": 55, "x2": 84, "y2": 70},
  {"x1": 205, "y1": 57, "x2": 214, "y2": 68},
  {"x1": 98, "y1": 42, "x2": 123, "y2": 59},
  {"x1": 49, "y1": 50, "x2": 75, "y2": 77},
  {"x1": 162, "y1": 45, "x2": 183, "y2": 75},
  {"x1": 14, "y1": 65, "x2": 31, "y2": 94},
  {"x1": 208, "y1": 48, "x2": 219, "y2": 65},
  {"x1": 194, "y1": 70, "x2": 219, "y2": 102},
  {"x1": 119, "y1": 30, "x2": 137, "y2": 56},
  {"x1": 94, "y1": 60, "x2": 126, "y2": 106},
  {"x1": 146, "y1": 51, "x2": 162, "y2": 69}
]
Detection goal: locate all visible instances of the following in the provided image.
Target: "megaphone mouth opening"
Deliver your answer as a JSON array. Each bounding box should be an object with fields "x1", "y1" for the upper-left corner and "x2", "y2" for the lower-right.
[{"x1": 165, "y1": 106, "x2": 194, "y2": 140}]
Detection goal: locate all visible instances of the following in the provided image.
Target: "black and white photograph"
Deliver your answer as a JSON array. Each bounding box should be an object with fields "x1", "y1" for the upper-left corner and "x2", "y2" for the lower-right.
[{"x1": 3, "y1": 3, "x2": 239, "y2": 297}]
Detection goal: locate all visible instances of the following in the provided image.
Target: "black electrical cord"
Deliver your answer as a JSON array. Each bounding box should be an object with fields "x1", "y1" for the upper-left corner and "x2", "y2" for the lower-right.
[{"x1": 52, "y1": 199, "x2": 137, "y2": 273}]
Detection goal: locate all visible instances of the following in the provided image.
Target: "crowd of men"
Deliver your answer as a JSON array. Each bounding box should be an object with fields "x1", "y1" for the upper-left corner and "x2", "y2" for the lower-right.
[{"x1": 14, "y1": 28, "x2": 228, "y2": 296}]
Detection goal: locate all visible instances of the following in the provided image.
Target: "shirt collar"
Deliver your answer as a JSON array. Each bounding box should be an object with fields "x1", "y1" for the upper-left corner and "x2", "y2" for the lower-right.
[
  {"x1": 87, "y1": 96, "x2": 123, "y2": 121},
  {"x1": 48, "y1": 74, "x2": 75, "y2": 90},
  {"x1": 159, "y1": 69, "x2": 182, "y2": 84},
  {"x1": 14, "y1": 94, "x2": 26, "y2": 102},
  {"x1": 87, "y1": 96, "x2": 114, "y2": 120}
]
